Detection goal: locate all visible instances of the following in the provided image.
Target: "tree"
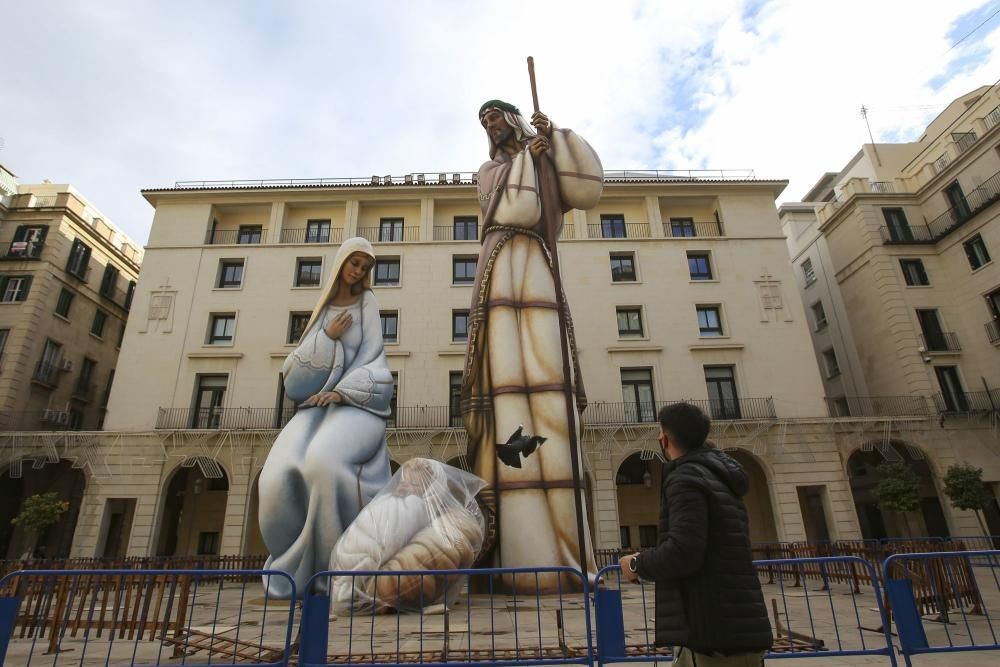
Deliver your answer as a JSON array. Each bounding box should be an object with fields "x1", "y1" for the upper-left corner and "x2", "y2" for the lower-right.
[
  {"x1": 875, "y1": 462, "x2": 922, "y2": 537},
  {"x1": 943, "y1": 464, "x2": 992, "y2": 536},
  {"x1": 11, "y1": 492, "x2": 70, "y2": 559}
]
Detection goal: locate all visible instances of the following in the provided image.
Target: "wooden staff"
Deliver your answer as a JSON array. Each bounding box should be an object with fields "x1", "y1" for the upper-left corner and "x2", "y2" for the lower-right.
[{"x1": 527, "y1": 55, "x2": 591, "y2": 585}]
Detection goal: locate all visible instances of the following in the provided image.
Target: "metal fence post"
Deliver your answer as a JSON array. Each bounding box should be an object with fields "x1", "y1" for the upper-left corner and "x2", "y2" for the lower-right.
[
  {"x1": 299, "y1": 592, "x2": 330, "y2": 666},
  {"x1": 593, "y1": 586, "x2": 626, "y2": 667},
  {"x1": 0, "y1": 595, "x2": 19, "y2": 665}
]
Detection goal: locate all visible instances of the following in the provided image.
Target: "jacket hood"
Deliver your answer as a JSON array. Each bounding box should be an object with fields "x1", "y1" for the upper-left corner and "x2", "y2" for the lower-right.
[{"x1": 676, "y1": 447, "x2": 750, "y2": 497}]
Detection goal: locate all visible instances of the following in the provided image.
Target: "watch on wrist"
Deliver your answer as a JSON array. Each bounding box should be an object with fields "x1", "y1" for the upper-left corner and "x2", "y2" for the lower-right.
[{"x1": 628, "y1": 555, "x2": 639, "y2": 574}]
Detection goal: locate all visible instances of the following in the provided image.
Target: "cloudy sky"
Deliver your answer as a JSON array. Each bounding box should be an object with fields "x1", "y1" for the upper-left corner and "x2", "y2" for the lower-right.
[{"x1": 2, "y1": 0, "x2": 999, "y2": 244}]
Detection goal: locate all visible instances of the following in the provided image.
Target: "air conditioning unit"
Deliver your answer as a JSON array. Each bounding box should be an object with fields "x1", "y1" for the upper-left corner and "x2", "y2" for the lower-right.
[
  {"x1": 40, "y1": 409, "x2": 68, "y2": 424},
  {"x1": 60, "y1": 359, "x2": 73, "y2": 372}
]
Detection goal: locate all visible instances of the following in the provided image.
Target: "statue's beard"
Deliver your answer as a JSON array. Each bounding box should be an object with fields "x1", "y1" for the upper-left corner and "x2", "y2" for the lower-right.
[{"x1": 492, "y1": 126, "x2": 514, "y2": 146}]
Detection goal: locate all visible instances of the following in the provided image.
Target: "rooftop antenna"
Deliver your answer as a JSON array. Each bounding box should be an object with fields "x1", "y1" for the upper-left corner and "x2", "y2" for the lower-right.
[{"x1": 860, "y1": 105, "x2": 883, "y2": 166}]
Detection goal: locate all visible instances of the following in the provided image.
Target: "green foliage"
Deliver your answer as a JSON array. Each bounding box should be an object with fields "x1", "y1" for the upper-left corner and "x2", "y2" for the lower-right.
[
  {"x1": 942, "y1": 464, "x2": 992, "y2": 512},
  {"x1": 11, "y1": 492, "x2": 70, "y2": 534},
  {"x1": 875, "y1": 462, "x2": 921, "y2": 513}
]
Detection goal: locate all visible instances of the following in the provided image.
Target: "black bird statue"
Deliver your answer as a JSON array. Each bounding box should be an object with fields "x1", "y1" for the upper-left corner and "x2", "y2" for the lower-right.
[{"x1": 496, "y1": 425, "x2": 547, "y2": 468}]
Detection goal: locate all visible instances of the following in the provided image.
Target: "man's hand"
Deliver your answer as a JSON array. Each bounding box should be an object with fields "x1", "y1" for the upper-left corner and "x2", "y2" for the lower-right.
[
  {"x1": 528, "y1": 135, "x2": 550, "y2": 157},
  {"x1": 619, "y1": 552, "x2": 641, "y2": 583},
  {"x1": 324, "y1": 311, "x2": 352, "y2": 339},
  {"x1": 302, "y1": 391, "x2": 342, "y2": 408},
  {"x1": 530, "y1": 111, "x2": 552, "y2": 137}
]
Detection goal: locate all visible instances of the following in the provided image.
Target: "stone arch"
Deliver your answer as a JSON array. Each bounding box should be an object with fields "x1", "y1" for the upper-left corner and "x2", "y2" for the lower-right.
[
  {"x1": 614, "y1": 450, "x2": 662, "y2": 550},
  {"x1": 154, "y1": 457, "x2": 230, "y2": 557},
  {"x1": 846, "y1": 440, "x2": 948, "y2": 539},
  {"x1": 726, "y1": 448, "x2": 778, "y2": 543},
  {"x1": 0, "y1": 459, "x2": 86, "y2": 559}
]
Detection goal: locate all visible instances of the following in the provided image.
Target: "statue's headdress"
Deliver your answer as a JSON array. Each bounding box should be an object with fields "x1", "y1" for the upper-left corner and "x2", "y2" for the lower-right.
[{"x1": 479, "y1": 99, "x2": 536, "y2": 159}]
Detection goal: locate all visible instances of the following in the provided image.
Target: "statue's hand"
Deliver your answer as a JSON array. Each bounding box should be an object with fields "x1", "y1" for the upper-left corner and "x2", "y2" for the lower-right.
[
  {"x1": 324, "y1": 311, "x2": 353, "y2": 339},
  {"x1": 528, "y1": 135, "x2": 550, "y2": 158},
  {"x1": 302, "y1": 391, "x2": 342, "y2": 407},
  {"x1": 530, "y1": 111, "x2": 552, "y2": 137}
]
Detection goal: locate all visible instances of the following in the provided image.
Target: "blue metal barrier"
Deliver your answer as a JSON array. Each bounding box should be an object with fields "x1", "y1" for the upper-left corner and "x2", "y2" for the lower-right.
[
  {"x1": 0, "y1": 568, "x2": 297, "y2": 667},
  {"x1": 884, "y1": 550, "x2": 1000, "y2": 666},
  {"x1": 593, "y1": 557, "x2": 897, "y2": 666},
  {"x1": 298, "y1": 566, "x2": 593, "y2": 667}
]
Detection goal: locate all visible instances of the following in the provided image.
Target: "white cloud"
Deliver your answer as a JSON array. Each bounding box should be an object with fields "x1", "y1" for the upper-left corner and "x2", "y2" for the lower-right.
[{"x1": 1, "y1": 0, "x2": 998, "y2": 243}]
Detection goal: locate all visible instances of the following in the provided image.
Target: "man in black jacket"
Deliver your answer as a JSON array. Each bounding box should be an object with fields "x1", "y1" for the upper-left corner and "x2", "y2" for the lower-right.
[{"x1": 619, "y1": 402, "x2": 772, "y2": 666}]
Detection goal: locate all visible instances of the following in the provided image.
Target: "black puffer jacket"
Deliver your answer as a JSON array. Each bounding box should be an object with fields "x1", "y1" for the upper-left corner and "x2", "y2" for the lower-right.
[{"x1": 634, "y1": 447, "x2": 772, "y2": 654}]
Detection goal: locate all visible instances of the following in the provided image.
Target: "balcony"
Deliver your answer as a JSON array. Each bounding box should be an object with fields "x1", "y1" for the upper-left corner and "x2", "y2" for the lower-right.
[
  {"x1": 586, "y1": 222, "x2": 650, "y2": 239},
  {"x1": 987, "y1": 319, "x2": 1000, "y2": 345},
  {"x1": 388, "y1": 406, "x2": 462, "y2": 429},
  {"x1": 357, "y1": 226, "x2": 420, "y2": 243},
  {"x1": 279, "y1": 227, "x2": 345, "y2": 244},
  {"x1": 205, "y1": 229, "x2": 268, "y2": 245},
  {"x1": 662, "y1": 220, "x2": 724, "y2": 237},
  {"x1": 920, "y1": 331, "x2": 961, "y2": 353},
  {"x1": 72, "y1": 381, "x2": 96, "y2": 403},
  {"x1": 432, "y1": 226, "x2": 479, "y2": 241},
  {"x1": 0, "y1": 410, "x2": 73, "y2": 431},
  {"x1": 581, "y1": 397, "x2": 776, "y2": 425},
  {"x1": 155, "y1": 405, "x2": 463, "y2": 430},
  {"x1": 934, "y1": 389, "x2": 1000, "y2": 414},
  {"x1": 884, "y1": 169, "x2": 1000, "y2": 244},
  {"x1": 868, "y1": 181, "x2": 896, "y2": 193},
  {"x1": 985, "y1": 104, "x2": 1000, "y2": 130},
  {"x1": 825, "y1": 395, "x2": 932, "y2": 418},
  {"x1": 31, "y1": 361, "x2": 60, "y2": 387}
]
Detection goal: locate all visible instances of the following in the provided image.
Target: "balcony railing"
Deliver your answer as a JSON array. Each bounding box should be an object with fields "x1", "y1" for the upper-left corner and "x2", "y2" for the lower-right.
[
  {"x1": 0, "y1": 410, "x2": 73, "y2": 431},
  {"x1": 357, "y1": 226, "x2": 420, "y2": 243},
  {"x1": 986, "y1": 319, "x2": 1000, "y2": 345},
  {"x1": 985, "y1": 104, "x2": 1000, "y2": 130},
  {"x1": 933, "y1": 389, "x2": 1000, "y2": 414},
  {"x1": 432, "y1": 226, "x2": 479, "y2": 241},
  {"x1": 880, "y1": 223, "x2": 935, "y2": 244},
  {"x1": 559, "y1": 224, "x2": 575, "y2": 240},
  {"x1": 156, "y1": 407, "x2": 297, "y2": 430},
  {"x1": 32, "y1": 361, "x2": 60, "y2": 386},
  {"x1": 586, "y1": 222, "x2": 651, "y2": 239},
  {"x1": 920, "y1": 331, "x2": 961, "y2": 352},
  {"x1": 205, "y1": 229, "x2": 268, "y2": 245},
  {"x1": 954, "y1": 132, "x2": 978, "y2": 154},
  {"x1": 388, "y1": 406, "x2": 462, "y2": 429},
  {"x1": 927, "y1": 169, "x2": 1000, "y2": 237},
  {"x1": 662, "y1": 220, "x2": 724, "y2": 237},
  {"x1": 581, "y1": 398, "x2": 776, "y2": 424},
  {"x1": 868, "y1": 180, "x2": 895, "y2": 193},
  {"x1": 825, "y1": 395, "x2": 932, "y2": 418},
  {"x1": 279, "y1": 227, "x2": 345, "y2": 244},
  {"x1": 71, "y1": 381, "x2": 96, "y2": 403}
]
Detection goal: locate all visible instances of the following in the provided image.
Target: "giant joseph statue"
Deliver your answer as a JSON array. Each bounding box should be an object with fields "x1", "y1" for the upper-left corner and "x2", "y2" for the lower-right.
[{"x1": 461, "y1": 67, "x2": 604, "y2": 591}]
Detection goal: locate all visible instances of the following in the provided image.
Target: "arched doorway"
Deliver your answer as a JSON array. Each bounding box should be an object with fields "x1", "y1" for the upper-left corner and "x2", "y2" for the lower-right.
[
  {"x1": 155, "y1": 458, "x2": 229, "y2": 557},
  {"x1": 0, "y1": 459, "x2": 86, "y2": 559},
  {"x1": 848, "y1": 441, "x2": 948, "y2": 539},
  {"x1": 244, "y1": 469, "x2": 267, "y2": 556},
  {"x1": 615, "y1": 452, "x2": 662, "y2": 550},
  {"x1": 728, "y1": 449, "x2": 778, "y2": 543}
]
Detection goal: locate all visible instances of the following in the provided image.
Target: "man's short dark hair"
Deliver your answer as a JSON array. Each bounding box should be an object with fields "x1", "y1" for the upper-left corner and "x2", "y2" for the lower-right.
[{"x1": 658, "y1": 402, "x2": 711, "y2": 452}]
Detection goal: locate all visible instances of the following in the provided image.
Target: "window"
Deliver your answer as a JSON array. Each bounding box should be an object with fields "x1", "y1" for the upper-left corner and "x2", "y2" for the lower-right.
[
  {"x1": 687, "y1": 252, "x2": 713, "y2": 280},
  {"x1": 0, "y1": 329, "x2": 8, "y2": 366},
  {"x1": 192, "y1": 374, "x2": 227, "y2": 428},
  {"x1": 100, "y1": 264, "x2": 119, "y2": 298},
  {"x1": 935, "y1": 366, "x2": 968, "y2": 412},
  {"x1": 116, "y1": 323, "x2": 125, "y2": 348},
  {"x1": 704, "y1": 365, "x2": 740, "y2": 419},
  {"x1": 900, "y1": 259, "x2": 929, "y2": 286},
  {"x1": 616, "y1": 307, "x2": 644, "y2": 336},
  {"x1": 945, "y1": 181, "x2": 971, "y2": 219},
  {"x1": 696, "y1": 305, "x2": 723, "y2": 336},
  {"x1": 620, "y1": 526, "x2": 632, "y2": 550},
  {"x1": 0, "y1": 275, "x2": 32, "y2": 303},
  {"x1": 295, "y1": 259, "x2": 322, "y2": 287},
  {"x1": 916, "y1": 309, "x2": 949, "y2": 351},
  {"x1": 287, "y1": 312, "x2": 310, "y2": 344},
  {"x1": 36, "y1": 339, "x2": 62, "y2": 383},
  {"x1": 65, "y1": 239, "x2": 92, "y2": 279},
  {"x1": 79, "y1": 357, "x2": 97, "y2": 386},
  {"x1": 449, "y1": 371, "x2": 463, "y2": 427},
  {"x1": 822, "y1": 348, "x2": 840, "y2": 378},
  {"x1": 237, "y1": 225, "x2": 262, "y2": 244},
  {"x1": 124, "y1": 281, "x2": 136, "y2": 311},
  {"x1": 91, "y1": 310, "x2": 108, "y2": 338},
  {"x1": 197, "y1": 531, "x2": 220, "y2": 555},
  {"x1": 305, "y1": 219, "x2": 331, "y2": 243},
  {"x1": 882, "y1": 208, "x2": 913, "y2": 242},
  {"x1": 801, "y1": 258, "x2": 816, "y2": 286},
  {"x1": 68, "y1": 409, "x2": 84, "y2": 430},
  {"x1": 55, "y1": 288, "x2": 74, "y2": 318},
  {"x1": 610, "y1": 253, "x2": 636, "y2": 282},
  {"x1": 379, "y1": 218, "x2": 404, "y2": 242},
  {"x1": 208, "y1": 314, "x2": 236, "y2": 344},
  {"x1": 452, "y1": 257, "x2": 477, "y2": 284},
  {"x1": 638, "y1": 525, "x2": 658, "y2": 548},
  {"x1": 7, "y1": 225, "x2": 48, "y2": 259},
  {"x1": 963, "y1": 234, "x2": 991, "y2": 270},
  {"x1": 374, "y1": 258, "x2": 400, "y2": 286},
  {"x1": 600, "y1": 214, "x2": 627, "y2": 238},
  {"x1": 217, "y1": 260, "x2": 244, "y2": 288},
  {"x1": 452, "y1": 309, "x2": 470, "y2": 342},
  {"x1": 389, "y1": 372, "x2": 399, "y2": 426},
  {"x1": 669, "y1": 217, "x2": 696, "y2": 237},
  {"x1": 381, "y1": 310, "x2": 399, "y2": 343},
  {"x1": 811, "y1": 301, "x2": 828, "y2": 330},
  {"x1": 620, "y1": 368, "x2": 655, "y2": 422},
  {"x1": 453, "y1": 216, "x2": 478, "y2": 241}
]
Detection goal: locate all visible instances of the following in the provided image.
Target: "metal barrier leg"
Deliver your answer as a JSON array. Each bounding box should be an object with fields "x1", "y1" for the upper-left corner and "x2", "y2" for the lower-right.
[
  {"x1": 885, "y1": 578, "x2": 927, "y2": 667},
  {"x1": 300, "y1": 593, "x2": 330, "y2": 666},
  {"x1": 0, "y1": 597, "x2": 18, "y2": 665},
  {"x1": 594, "y1": 588, "x2": 626, "y2": 666}
]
